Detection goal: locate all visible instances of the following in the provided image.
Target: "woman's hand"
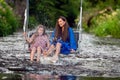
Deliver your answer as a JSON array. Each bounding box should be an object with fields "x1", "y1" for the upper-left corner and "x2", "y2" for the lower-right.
[{"x1": 70, "y1": 49, "x2": 75, "y2": 53}]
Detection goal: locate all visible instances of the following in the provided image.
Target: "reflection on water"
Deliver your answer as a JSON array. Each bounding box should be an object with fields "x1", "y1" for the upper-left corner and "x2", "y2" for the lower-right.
[
  {"x1": 23, "y1": 73, "x2": 56, "y2": 80},
  {"x1": 60, "y1": 75, "x2": 76, "y2": 80},
  {"x1": 0, "y1": 73, "x2": 21, "y2": 80},
  {"x1": 23, "y1": 73, "x2": 76, "y2": 80},
  {"x1": 0, "y1": 73, "x2": 120, "y2": 80}
]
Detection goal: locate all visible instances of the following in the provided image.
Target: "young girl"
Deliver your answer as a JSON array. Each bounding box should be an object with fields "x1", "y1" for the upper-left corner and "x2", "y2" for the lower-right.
[{"x1": 23, "y1": 25, "x2": 50, "y2": 62}]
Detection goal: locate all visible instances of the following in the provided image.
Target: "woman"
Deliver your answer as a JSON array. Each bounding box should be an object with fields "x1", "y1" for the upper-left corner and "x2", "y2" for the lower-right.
[
  {"x1": 45, "y1": 16, "x2": 77, "y2": 62},
  {"x1": 23, "y1": 25, "x2": 50, "y2": 62}
]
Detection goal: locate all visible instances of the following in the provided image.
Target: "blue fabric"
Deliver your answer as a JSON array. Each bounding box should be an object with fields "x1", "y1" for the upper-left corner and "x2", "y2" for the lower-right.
[
  {"x1": 60, "y1": 75, "x2": 76, "y2": 80},
  {"x1": 50, "y1": 27, "x2": 77, "y2": 55}
]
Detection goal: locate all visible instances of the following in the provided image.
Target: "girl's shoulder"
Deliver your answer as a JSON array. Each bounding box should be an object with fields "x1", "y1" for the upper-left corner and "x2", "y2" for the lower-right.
[{"x1": 43, "y1": 34, "x2": 48, "y2": 38}]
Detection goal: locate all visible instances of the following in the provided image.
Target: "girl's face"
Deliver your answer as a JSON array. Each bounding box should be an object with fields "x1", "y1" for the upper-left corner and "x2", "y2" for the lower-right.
[
  {"x1": 38, "y1": 27, "x2": 44, "y2": 35},
  {"x1": 58, "y1": 18, "x2": 65, "y2": 27}
]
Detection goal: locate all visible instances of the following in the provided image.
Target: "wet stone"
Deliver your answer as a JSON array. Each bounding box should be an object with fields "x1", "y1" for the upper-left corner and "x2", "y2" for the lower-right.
[{"x1": 0, "y1": 67, "x2": 9, "y2": 73}]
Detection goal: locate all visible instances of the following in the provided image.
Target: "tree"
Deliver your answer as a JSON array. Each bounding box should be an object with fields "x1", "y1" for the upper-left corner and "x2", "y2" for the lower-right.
[
  {"x1": 6, "y1": 0, "x2": 26, "y2": 27},
  {"x1": 29, "y1": 0, "x2": 80, "y2": 28},
  {"x1": 0, "y1": 0, "x2": 18, "y2": 36}
]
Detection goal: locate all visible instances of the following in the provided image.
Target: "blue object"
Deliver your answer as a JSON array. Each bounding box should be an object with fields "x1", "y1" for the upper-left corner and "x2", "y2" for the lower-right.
[
  {"x1": 50, "y1": 27, "x2": 77, "y2": 55},
  {"x1": 60, "y1": 75, "x2": 76, "y2": 80}
]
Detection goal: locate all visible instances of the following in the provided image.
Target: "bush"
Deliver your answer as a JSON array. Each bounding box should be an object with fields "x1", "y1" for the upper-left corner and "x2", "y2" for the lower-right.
[
  {"x1": 90, "y1": 9, "x2": 120, "y2": 38},
  {"x1": 0, "y1": 0, "x2": 19, "y2": 36}
]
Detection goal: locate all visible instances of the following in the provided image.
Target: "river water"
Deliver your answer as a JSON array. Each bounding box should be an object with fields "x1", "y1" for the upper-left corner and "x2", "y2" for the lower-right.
[{"x1": 0, "y1": 31, "x2": 120, "y2": 80}]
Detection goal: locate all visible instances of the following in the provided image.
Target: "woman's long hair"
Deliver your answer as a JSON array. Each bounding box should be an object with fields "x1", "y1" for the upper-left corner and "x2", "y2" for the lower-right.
[{"x1": 55, "y1": 16, "x2": 69, "y2": 41}]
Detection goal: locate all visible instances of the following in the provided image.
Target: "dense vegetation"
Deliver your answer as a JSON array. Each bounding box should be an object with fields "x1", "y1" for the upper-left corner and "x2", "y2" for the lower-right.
[
  {"x1": 1, "y1": 0, "x2": 120, "y2": 38},
  {"x1": 29, "y1": 0, "x2": 80, "y2": 29},
  {"x1": 0, "y1": 0, "x2": 19, "y2": 36},
  {"x1": 89, "y1": 9, "x2": 120, "y2": 38},
  {"x1": 83, "y1": 0, "x2": 120, "y2": 38}
]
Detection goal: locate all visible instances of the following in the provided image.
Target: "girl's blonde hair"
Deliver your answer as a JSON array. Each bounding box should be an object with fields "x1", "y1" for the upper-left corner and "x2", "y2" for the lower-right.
[
  {"x1": 32, "y1": 24, "x2": 46, "y2": 43},
  {"x1": 35, "y1": 24, "x2": 46, "y2": 36}
]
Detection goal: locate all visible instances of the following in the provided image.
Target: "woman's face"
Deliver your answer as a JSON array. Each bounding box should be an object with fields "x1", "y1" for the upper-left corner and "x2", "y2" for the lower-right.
[
  {"x1": 58, "y1": 18, "x2": 65, "y2": 27},
  {"x1": 38, "y1": 27, "x2": 44, "y2": 35}
]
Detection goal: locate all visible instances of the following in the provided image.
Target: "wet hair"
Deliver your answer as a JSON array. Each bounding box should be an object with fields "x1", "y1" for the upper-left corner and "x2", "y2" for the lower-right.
[
  {"x1": 35, "y1": 24, "x2": 46, "y2": 36},
  {"x1": 55, "y1": 16, "x2": 69, "y2": 41},
  {"x1": 32, "y1": 24, "x2": 46, "y2": 43}
]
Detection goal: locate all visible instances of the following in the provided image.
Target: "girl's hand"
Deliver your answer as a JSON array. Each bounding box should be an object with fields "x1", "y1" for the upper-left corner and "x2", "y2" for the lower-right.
[
  {"x1": 23, "y1": 32, "x2": 27, "y2": 38},
  {"x1": 23, "y1": 32, "x2": 27, "y2": 37},
  {"x1": 23, "y1": 32, "x2": 28, "y2": 42}
]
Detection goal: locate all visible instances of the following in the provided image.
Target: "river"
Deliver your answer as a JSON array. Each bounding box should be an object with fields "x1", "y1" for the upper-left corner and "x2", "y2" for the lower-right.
[{"x1": 0, "y1": 31, "x2": 120, "y2": 80}]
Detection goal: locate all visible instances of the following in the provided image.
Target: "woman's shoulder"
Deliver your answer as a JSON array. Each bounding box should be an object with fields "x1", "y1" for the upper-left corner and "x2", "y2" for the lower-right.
[{"x1": 68, "y1": 27, "x2": 73, "y2": 31}]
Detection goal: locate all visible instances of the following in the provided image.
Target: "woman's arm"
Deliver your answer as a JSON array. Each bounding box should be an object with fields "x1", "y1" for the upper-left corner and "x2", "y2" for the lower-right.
[{"x1": 69, "y1": 28, "x2": 77, "y2": 51}]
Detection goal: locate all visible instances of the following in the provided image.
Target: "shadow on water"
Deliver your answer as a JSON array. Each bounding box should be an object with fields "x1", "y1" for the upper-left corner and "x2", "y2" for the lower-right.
[{"x1": 0, "y1": 73, "x2": 120, "y2": 80}]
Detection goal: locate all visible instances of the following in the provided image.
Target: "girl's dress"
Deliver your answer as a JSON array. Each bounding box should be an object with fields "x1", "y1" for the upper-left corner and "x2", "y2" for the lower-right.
[
  {"x1": 30, "y1": 35, "x2": 49, "y2": 51},
  {"x1": 51, "y1": 27, "x2": 77, "y2": 55}
]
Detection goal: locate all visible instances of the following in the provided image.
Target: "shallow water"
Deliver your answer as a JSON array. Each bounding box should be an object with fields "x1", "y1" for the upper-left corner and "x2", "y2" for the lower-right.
[
  {"x1": 0, "y1": 73, "x2": 120, "y2": 80},
  {"x1": 0, "y1": 31, "x2": 120, "y2": 79}
]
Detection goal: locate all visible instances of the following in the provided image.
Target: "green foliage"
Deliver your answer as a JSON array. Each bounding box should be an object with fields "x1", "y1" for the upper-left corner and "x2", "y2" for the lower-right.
[
  {"x1": 29, "y1": 16, "x2": 39, "y2": 29},
  {"x1": 82, "y1": 0, "x2": 120, "y2": 38},
  {"x1": 0, "y1": 0, "x2": 19, "y2": 36},
  {"x1": 91, "y1": 10, "x2": 120, "y2": 38},
  {"x1": 81, "y1": 76, "x2": 120, "y2": 80},
  {"x1": 84, "y1": 0, "x2": 120, "y2": 10},
  {"x1": 29, "y1": 0, "x2": 57, "y2": 28},
  {"x1": 60, "y1": 0, "x2": 80, "y2": 27},
  {"x1": 29, "y1": 0, "x2": 80, "y2": 28}
]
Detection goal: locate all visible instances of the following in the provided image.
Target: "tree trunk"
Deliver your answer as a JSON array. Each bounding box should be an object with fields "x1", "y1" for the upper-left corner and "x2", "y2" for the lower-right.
[{"x1": 6, "y1": 0, "x2": 27, "y2": 27}]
